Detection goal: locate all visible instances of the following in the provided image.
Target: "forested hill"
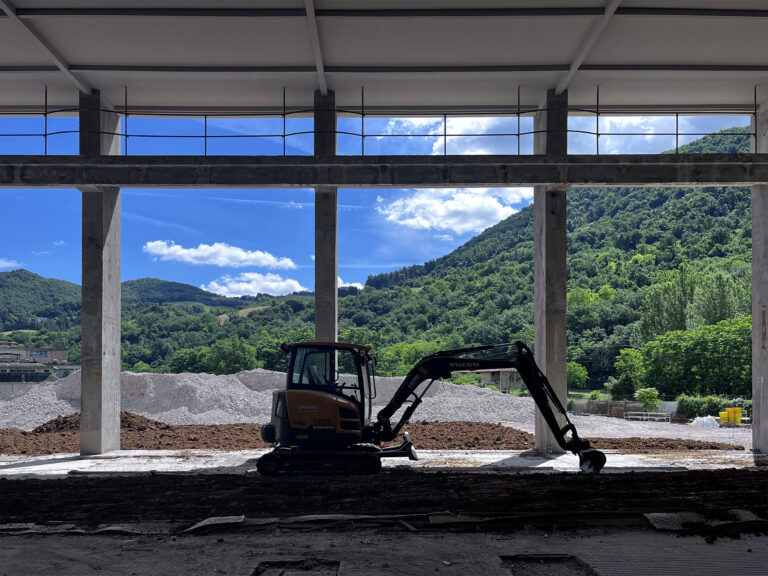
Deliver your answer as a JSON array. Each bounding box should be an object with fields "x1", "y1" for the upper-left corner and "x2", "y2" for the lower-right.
[
  {"x1": 121, "y1": 278, "x2": 258, "y2": 308},
  {"x1": 0, "y1": 271, "x2": 261, "y2": 331},
  {"x1": 366, "y1": 126, "x2": 751, "y2": 290},
  {"x1": 0, "y1": 269, "x2": 81, "y2": 331}
]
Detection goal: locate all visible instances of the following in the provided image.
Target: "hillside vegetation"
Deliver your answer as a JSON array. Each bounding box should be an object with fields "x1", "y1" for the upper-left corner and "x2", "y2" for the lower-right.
[{"x1": 1, "y1": 128, "x2": 753, "y2": 397}]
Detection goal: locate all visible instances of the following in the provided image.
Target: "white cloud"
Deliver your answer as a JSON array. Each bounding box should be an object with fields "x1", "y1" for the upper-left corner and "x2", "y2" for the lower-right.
[
  {"x1": 435, "y1": 234, "x2": 453, "y2": 242},
  {"x1": 202, "y1": 272, "x2": 307, "y2": 297},
  {"x1": 339, "y1": 277, "x2": 364, "y2": 290},
  {"x1": 202, "y1": 196, "x2": 364, "y2": 211},
  {"x1": 0, "y1": 258, "x2": 22, "y2": 269},
  {"x1": 143, "y1": 240, "x2": 296, "y2": 269},
  {"x1": 310, "y1": 254, "x2": 315, "y2": 261},
  {"x1": 32, "y1": 251, "x2": 50, "y2": 257},
  {"x1": 53, "y1": 240, "x2": 65, "y2": 246},
  {"x1": 376, "y1": 187, "x2": 532, "y2": 235},
  {"x1": 125, "y1": 212, "x2": 199, "y2": 235},
  {"x1": 383, "y1": 117, "x2": 443, "y2": 136},
  {"x1": 377, "y1": 116, "x2": 518, "y2": 155}
]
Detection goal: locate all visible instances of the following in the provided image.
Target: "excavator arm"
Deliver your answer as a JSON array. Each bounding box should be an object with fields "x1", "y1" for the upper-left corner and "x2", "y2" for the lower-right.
[{"x1": 370, "y1": 341, "x2": 606, "y2": 473}]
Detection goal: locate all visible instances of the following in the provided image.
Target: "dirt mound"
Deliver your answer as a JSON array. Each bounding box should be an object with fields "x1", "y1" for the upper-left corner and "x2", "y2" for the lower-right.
[
  {"x1": 397, "y1": 420, "x2": 536, "y2": 450},
  {"x1": 0, "y1": 414, "x2": 744, "y2": 456},
  {"x1": 590, "y1": 437, "x2": 744, "y2": 453}
]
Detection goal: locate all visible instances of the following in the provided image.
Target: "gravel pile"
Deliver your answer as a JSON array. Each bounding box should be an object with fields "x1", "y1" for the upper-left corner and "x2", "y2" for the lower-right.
[{"x1": 0, "y1": 369, "x2": 753, "y2": 449}]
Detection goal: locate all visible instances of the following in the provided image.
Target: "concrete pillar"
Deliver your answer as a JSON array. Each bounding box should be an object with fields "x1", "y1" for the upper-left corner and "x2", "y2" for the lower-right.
[
  {"x1": 79, "y1": 90, "x2": 121, "y2": 156},
  {"x1": 79, "y1": 90, "x2": 122, "y2": 455},
  {"x1": 752, "y1": 106, "x2": 768, "y2": 453},
  {"x1": 533, "y1": 89, "x2": 569, "y2": 454},
  {"x1": 314, "y1": 90, "x2": 338, "y2": 342}
]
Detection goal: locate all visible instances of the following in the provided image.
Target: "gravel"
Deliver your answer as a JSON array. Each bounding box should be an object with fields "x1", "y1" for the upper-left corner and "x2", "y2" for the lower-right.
[{"x1": 0, "y1": 369, "x2": 753, "y2": 449}]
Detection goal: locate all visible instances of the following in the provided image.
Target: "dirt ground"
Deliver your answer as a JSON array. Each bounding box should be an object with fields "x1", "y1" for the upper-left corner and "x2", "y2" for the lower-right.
[{"x1": 0, "y1": 412, "x2": 744, "y2": 456}]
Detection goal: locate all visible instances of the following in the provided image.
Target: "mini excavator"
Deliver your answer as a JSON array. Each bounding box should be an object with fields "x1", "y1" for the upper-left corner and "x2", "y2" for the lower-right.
[{"x1": 257, "y1": 341, "x2": 606, "y2": 475}]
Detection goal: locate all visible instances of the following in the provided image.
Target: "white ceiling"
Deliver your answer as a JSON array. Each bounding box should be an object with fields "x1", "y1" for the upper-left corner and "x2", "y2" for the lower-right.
[{"x1": 1, "y1": 0, "x2": 767, "y2": 114}]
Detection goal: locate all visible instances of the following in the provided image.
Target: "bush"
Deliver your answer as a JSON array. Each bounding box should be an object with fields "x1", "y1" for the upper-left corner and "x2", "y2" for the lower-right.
[
  {"x1": 606, "y1": 375, "x2": 635, "y2": 400},
  {"x1": 634, "y1": 387, "x2": 661, "y2": 411},
  {"x1": 675, "y1": 394, "x2": 752, "y2": 419},
  {"x1": 589, "y1": 389, "x2": 602, "y2": 401}
]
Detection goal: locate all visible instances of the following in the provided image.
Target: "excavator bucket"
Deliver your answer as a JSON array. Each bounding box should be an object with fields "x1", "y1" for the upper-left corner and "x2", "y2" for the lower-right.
[{"x1": 577, "y1": 446, "x2": 606, "y2": 474}]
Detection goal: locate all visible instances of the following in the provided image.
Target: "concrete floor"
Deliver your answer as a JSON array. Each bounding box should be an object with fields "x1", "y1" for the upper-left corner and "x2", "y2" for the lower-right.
[
  {"x1": 0, "y1": 448, "x2": 765, "y2": 479},
  {"x1": 1, "y1": 527, "x2": 766, "y2": 575},
  {"x1": 1, "y1": 450, "x2": 766, "y2": 575}
]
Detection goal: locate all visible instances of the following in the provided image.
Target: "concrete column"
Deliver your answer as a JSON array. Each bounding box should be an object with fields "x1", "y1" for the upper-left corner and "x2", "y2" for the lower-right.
[
  {"x1": 314, "y1": 90, "x2": 338, "y2": 342},
  {"x1": 533, "y1": 89, "x2": 569, "y2": 454},
  {"x1": 79, "y1": 90, "x2": 121, "y2": 156},
  {"x1": 79, "y1": 90, "x2": 122, "y2": 455},
  {"x1": 752, "y1": 106, "x2": 768, "y2": 453}
]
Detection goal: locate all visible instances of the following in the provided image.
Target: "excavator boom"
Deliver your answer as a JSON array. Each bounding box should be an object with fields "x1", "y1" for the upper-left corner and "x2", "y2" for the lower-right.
[{"x1": 370, "y1": 341, "x2": 606, "y2": 473}]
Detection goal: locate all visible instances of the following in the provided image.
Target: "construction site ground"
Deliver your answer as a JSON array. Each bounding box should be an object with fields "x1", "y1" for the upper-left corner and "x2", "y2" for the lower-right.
[{"x1": 1, "y1": 415, "x2": 767, "y2": 575}]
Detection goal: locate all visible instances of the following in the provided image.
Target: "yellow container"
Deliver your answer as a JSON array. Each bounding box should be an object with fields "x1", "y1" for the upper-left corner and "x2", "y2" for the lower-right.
[
  {"x1": 719, "y1": 411, "x2": 729, "y2": 422},
  {"x1": 725, "y1": 407, "x2": 742, "y2": 424}
]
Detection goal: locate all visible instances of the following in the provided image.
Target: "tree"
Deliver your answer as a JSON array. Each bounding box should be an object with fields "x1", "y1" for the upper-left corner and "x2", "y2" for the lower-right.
[
  {"x1": 634, "y1": 387, "x2": 661, "y2": 411},
  {"x1": 688, "y1": 272, "x2": 739, "y2": 328},
  {"x1": 614, "y1": 348, "x2": 644, "y2": 390},
  {"x1": 207, "y1": 337, "x2": 260, "y2": 375},
  {"x1": 637, "y1": 264, "x2": 697, "y2": 343},
  {"x1": 566, "y1": 361, "x2": 588, "y2": 389},
  {"x1": 640, "y1": 316, "x2": 751, "y2": 398}
]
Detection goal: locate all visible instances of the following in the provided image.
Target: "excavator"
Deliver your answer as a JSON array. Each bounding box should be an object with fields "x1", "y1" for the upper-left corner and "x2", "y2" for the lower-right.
[{"x1": 257, "y1": 341, "x2": 606, "y2": 475}]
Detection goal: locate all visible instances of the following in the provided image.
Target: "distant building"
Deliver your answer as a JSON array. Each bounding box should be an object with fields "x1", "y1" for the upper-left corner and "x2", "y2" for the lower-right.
[
  {"x1": 0, "y1": 344, "x2": 68, "y2": 365},
  {"x1": 0, "y1": 343, "x2": 79, "y2": 400},
  {"x1": 478, "y1": 368, "x2": 522, "y2": 393}
]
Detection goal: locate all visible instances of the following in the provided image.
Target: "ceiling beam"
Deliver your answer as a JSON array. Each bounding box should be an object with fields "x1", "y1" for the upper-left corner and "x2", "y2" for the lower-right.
[
  {"x1": 304, "y1": 0, "x2": 328, "y2": 96},
  {"x1": 2, "y1": 154, "x2": 767, "y2": 188},
  {"x1": 556, "y1": 0, "x2": 622, "y2": 95},
  {"x1": 0, "y1": 0, "x2": 91, "y2": 94},
  {"x1": 0, "y1": 103, "x2": 755, "y2": 116},
  {"x1": 5, "y1": 7, "x2": 768, "y2": 18},
  {"x1": 3, "y1": 63, "x2": 765, "y2": 74}
]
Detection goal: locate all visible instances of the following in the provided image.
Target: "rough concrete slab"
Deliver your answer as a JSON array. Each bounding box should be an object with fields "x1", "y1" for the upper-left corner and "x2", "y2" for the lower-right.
[
  {"x1": 0, "y1": 529, "x2": 766, "y2": 575},
  {"x1": 0, "y1": 448, "x2": 764, "y2": 479}
]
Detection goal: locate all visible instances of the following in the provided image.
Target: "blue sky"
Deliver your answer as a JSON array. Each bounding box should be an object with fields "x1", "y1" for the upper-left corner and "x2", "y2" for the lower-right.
[{"x1": 0, "y1": 113, "x2": 750, "y2": 295}]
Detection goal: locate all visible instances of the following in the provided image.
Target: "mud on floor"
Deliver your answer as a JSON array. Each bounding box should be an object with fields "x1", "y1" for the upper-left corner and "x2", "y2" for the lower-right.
[{"x1": 0, "y1": 412, "x2": 744, "y2": 456}]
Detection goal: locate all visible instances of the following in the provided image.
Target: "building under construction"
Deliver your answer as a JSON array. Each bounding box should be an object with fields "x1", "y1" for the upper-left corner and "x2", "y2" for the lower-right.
[{"x1": 1, "y1": 1, "x2": 767, "y2": 573}]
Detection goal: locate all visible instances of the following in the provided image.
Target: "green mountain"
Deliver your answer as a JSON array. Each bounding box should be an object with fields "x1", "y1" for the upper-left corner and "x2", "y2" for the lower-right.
[
  {"x1": 0, "y1": 269, "x2": 81, "y2": 332},
  {"x1": 0, "y1": 272, "x2": 261, "y2": 332},
  {"x1": 121, "y1": 278, "x2": 257, "y2": 307}
]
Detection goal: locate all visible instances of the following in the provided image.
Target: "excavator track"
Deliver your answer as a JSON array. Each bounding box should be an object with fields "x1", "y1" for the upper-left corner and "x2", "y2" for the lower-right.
[{"x1": 257, "y1": 448, "x2": 382, "y2": 476}]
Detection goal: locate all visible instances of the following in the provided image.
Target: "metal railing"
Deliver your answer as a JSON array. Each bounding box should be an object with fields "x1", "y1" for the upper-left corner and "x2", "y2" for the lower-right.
[{"x1": 0, "y1": 86, "x2": 758, "y2": 156}]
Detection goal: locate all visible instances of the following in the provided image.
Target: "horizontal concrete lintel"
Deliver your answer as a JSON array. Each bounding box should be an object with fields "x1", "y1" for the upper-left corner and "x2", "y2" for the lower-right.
[{"x1": 1, "y1": 154, "x2": 767, "y2": 188}]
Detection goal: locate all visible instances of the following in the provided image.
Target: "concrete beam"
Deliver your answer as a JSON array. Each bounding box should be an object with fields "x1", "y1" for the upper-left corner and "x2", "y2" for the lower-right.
[
  {"x1": 752, "y1": 105, "x2": 768, "y2": 453},
  {"x1": 534, "y1": 90, "x2": 569, "y2": 455},
  {"x1": 3, "y1": 154, "x2": 768, "y2": 188},
  {"x1": 79, "y1": 90, "x2": 121, "y2": 455},
  {"x1": 314, "y1": 91, "x2": 338, "y2": 342}
]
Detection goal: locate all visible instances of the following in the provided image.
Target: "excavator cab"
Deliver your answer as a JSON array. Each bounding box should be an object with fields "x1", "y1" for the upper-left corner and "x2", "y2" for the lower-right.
[{"x1": 260, "y1": 342, "x2": 377, "y2": 451}]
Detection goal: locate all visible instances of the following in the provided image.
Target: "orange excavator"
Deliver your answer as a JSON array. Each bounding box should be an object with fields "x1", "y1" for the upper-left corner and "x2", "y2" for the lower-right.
[{"x1": 258, "y1": 341, "x2": 606, "y2": 475}]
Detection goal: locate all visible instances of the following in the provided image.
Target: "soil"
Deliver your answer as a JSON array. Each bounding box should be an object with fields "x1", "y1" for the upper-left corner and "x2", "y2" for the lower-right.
[{"x1": 0, "y1": 413, "x2": 744, "y2": 456}]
